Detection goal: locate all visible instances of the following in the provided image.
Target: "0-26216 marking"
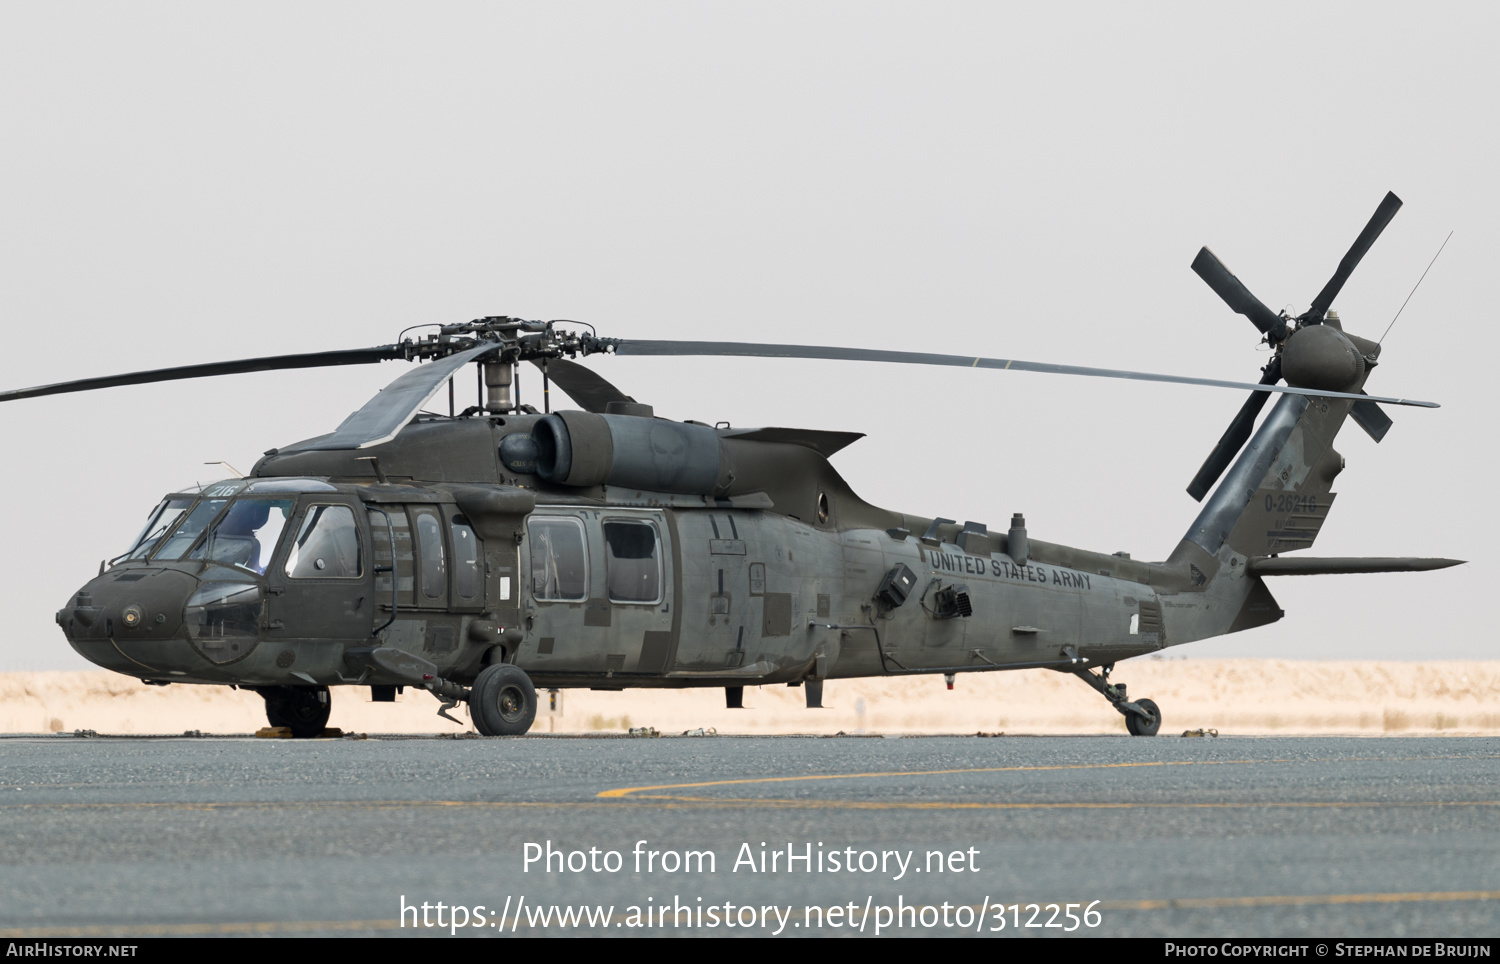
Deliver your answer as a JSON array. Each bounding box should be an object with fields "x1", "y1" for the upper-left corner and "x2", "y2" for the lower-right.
[{"x1": 1265, "y1": 493, "x2": 1319, "y2": 513}]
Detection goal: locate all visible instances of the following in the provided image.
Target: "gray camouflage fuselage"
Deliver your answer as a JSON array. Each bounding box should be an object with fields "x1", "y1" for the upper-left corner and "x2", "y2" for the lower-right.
[{"x1": 60, "y1": 397, "x2": 1308, "y2": 693}]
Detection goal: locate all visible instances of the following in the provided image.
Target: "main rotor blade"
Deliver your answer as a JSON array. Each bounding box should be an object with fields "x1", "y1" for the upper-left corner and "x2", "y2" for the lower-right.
[
  {"x1": 1186, "y1": 357, "x2": 1281, "y2": 503},
  {"x1": 0, "y1": 345, "x2": 407, "y2": 403},
  {"x1": 529, "y1": 357, "x2": 637, "y2": 414},
  {"x1": 609, "y1": 340, "x2": 1439, "y2": 408},
  {"x1": 1308, "y1": 191, "x2": 1403, "y2": 318},
  {"x1": 293, "y1": 341, "x2": 501, "y2": 451},
  {"x1": 1191, "y1": 247, "x2": 1285, "y2": 337}
]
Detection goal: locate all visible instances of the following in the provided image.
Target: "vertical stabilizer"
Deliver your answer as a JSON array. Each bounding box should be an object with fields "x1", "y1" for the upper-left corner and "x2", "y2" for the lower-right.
[{"x1": 1160, "y1": 390, "x2": 1357, "y2": 645}]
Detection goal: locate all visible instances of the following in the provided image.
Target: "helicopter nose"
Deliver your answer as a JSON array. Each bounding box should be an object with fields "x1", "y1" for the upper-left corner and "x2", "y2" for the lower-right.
[
  {"x1": 60, "y1": 566, "x2": 271, "y2": 676},
  {"x1": 58, "y1": 567, "x2": 201, "y2": 675},
  {"x1": 59, "y1": 568, "x2": 196, "y2": 641}
]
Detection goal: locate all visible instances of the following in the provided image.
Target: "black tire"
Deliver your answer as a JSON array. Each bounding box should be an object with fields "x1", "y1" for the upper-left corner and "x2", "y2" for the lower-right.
[
  {"x1": 262, "y1": 686, "x2": 331, "y2": 738},
  {"x1": 1125, "y1": 698, "x2": 1161, "y2": 737},
  {"x1": 469, "y1": 664, "x2": 537, "y2": 736}
]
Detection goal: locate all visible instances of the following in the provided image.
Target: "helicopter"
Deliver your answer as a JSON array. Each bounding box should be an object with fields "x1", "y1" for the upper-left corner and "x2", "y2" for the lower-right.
[{"x1": 9, "y1": 192, "x2": 1460, "y2": 738}]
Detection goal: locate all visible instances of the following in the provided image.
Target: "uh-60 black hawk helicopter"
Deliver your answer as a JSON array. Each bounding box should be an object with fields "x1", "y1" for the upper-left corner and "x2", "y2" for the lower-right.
[{"x1": 9, "y1": 192, "x2": 1460, "y2": 738}]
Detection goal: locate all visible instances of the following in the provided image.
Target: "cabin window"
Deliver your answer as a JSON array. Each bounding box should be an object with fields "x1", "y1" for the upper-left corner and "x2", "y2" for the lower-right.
[
  {"x1": 411, "y1": 508, "x2": 447, "y2": 599},
  {"x1": 368, "y1": 507, "x2": 413, "y2": 606},
  {"x1": 529, "y1": 517, "x2": 587, "y2": 601},
  {"x1": 285, "y1": 505, "x2": 363, "y2": 579},
  {"x1": 451, "y1": 516, "x2": 481, "y2": 601},
  {"x1": 604, "y1": 519, "x2": 661, "y2": 604}
]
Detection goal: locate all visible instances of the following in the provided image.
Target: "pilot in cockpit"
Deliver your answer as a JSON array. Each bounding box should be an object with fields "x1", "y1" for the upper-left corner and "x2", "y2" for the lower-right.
[{"x1": 197, "y1": 499, "x2": 292, "y2": 574}]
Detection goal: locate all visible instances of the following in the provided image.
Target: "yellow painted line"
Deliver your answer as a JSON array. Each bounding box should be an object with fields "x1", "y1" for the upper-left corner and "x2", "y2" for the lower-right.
[
  {"x1": 625, "y1": 795, "x2": 1500, "y2": 811},
  {"x1": 7, "y1": 796, "x2": 1497, "y2": 814},
  {"x1": 597, "y1": 752, "x2": 1500, "y2": 800},
  {"x1": 597, "y1": 759, "x2": 1260, "y2": 798},
  {"x1": 4, "y1": 754, "x2": 1496, "y2": 814}
]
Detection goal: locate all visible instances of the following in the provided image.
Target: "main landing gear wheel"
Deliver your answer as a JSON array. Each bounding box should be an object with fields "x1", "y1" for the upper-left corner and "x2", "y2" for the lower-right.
[
  {"x1": 469, "y1": 664, "x2": 537, "y2": 736},
  {"x1": 1126, "y1": 698, "x2": 1161, "y2": 737},
  {"x1": 261, "y1": 685, "x2": 331, "y2": 738}
]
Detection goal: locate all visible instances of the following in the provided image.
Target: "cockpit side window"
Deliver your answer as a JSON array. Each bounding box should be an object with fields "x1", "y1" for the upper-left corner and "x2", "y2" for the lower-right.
[
  {"x1": 529, "y1": 517, "x2": 587, "y2": 602},
  {"x1": 285, "y1": 505, "x2": 363, "y2": 579}
]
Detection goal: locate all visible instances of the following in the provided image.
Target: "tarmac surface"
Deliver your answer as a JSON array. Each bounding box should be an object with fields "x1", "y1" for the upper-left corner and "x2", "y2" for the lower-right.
[{"x1": 0, "y1": 733, "x2": 1496, "y2": 938}]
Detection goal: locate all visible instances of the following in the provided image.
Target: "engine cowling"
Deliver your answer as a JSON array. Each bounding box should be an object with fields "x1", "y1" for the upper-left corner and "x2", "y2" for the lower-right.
[{"x1": 532, "y1": 411, "x2": 726, "y2": 495}]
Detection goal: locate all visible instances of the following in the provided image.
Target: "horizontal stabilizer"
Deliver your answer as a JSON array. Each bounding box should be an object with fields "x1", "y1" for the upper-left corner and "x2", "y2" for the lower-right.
[
  {"x1": 1247, "y1": 556, "x2": 1464, "y2": 576},
  {"x1": 718, "y1": 426, "x2": 865, "y2": 457}
]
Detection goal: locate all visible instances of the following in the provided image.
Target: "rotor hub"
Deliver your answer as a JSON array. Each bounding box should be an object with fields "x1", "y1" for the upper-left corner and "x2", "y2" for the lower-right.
[{"x1": 1279, "y1": 325, "x2": 1365, "y2": 394}]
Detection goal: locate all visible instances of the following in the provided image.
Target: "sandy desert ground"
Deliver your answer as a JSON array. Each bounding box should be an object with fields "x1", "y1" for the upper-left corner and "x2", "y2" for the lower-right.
[{"x1": 3, "y1": 660, "x2": 1498, "y2": 737}]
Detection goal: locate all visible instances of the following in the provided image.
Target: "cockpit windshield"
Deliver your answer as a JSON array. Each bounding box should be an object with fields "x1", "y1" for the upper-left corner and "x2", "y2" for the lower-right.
[
  {"x1": 122, "y1": 498, "x2": 194, "y2": 561},
  {"x1": 119, "y1": 495, "x2": 296, "y2": 574},
  {"x1": 152, "y1": 499, "x2": 229, "y2": 561},
  {"x1": 186, "y1": 498, "x2": 294, "y2": 574}
]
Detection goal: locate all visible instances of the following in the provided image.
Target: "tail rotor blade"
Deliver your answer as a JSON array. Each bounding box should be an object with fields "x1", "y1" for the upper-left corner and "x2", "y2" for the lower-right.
[
  {"x1": 1191, "y1": 247, "x2": 1285, "y2": 338},
  {"x1": 1186, "y1": 357, "x2": 1282, "y2": 502},
  {"x1": 1308, "y1": 191, "x2": 1403, "y2": 317},
  {"x1": 1350, "y1": 393, "x2": 1394, "y2": 442}
]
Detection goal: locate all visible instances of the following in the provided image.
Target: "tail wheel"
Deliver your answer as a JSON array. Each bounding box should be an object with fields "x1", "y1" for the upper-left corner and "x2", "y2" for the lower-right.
[
  {"x1": 262, "y1": 686, "x2": 331, "y2": 738},
  {"x1": 1125, "y1": 698, "x2": 1161, "y2": 737},
  {"x1": 469, "y1": 664, "x2": 537, "y2": 736}
]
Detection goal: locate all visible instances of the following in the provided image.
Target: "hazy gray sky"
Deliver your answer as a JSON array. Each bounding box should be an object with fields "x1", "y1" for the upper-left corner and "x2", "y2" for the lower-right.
[{"x1": 0, "y1": 2, "x2": 1494, "y2": 670}]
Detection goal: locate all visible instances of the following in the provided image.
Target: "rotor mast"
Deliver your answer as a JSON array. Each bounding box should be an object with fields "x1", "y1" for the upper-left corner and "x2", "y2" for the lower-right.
[
  {"x1": 423, "y1": 316, "x2": 602, "y2": 416},
  {"x1": 483, "y1": 359, "x2": 514, "y2": 414}
]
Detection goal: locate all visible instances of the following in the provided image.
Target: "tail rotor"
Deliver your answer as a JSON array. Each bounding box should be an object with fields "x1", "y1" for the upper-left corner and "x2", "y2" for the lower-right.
[{"x1": 1186, "y1": 192, "x2": 1403, "y2": 502}]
